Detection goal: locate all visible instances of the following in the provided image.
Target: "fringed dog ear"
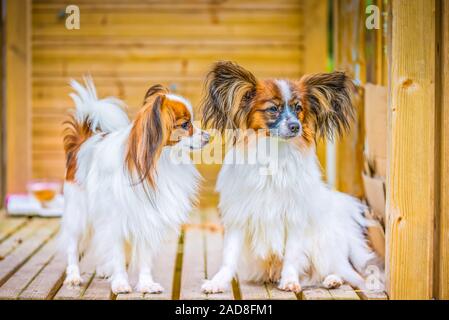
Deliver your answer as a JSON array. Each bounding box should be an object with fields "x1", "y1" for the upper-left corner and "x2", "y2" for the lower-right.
[
  {"x1": 126, "y1": 94, "x2": 166, "y2": 188},
  {"x1": 300, "y1": 72, "x2": 357, "y2": 140},
  {"x1": 201, "y1": 61, "x2": 257, "y2": 132},
  {"x1": 143, "y1": 84, "x2": 168, "y2": 103}
]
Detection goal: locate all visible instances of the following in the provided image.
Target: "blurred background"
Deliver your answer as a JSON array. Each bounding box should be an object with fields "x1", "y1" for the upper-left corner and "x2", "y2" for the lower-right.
[
  {"x1": 1, "y1": 0, "x2": 448, "y2": 300},
  {"x1": 1, "y1": 0, "x2": 390, "y2": 222}
]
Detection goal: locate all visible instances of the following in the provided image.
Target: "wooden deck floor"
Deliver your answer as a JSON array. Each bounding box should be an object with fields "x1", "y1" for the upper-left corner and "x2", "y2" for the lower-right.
[{"x1": 0, "y1": 210, "x2": 387, "y2": 300}]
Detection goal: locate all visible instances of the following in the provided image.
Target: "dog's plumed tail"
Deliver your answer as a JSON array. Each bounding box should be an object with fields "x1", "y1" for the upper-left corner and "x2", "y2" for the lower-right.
[
  {"x1": 69, "y1": 76, "x2": 130, "y2": 133},
  {"x1": 63, "y1": 76, "x2": 130, "y2": 181}
]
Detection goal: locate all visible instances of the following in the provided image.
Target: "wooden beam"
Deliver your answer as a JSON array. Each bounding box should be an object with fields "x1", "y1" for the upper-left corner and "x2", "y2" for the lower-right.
[
  {"x1": 386, "y1": 0, "x2": 438, "y2": 299},
  {"x1": 0, "y1": 2, "x2": 4, "y2": 207},
  {"x1": 333, "y1": 0, "x2": 365, "y2": 197},
  {"x1": 437, "y1": 0, "x2": 449, "y2": 300},
  {"x1": 5, "y1": 0, "x2": 31, "y2": 194},
  {"x1": 303, "y1": 0, "x2": 329, "y2": 177}
]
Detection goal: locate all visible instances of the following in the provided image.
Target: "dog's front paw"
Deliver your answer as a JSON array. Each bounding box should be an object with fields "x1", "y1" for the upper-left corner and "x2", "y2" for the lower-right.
[
  {"x1": 202, "y1": 280, "x2": 228, "y2": 294},
  {"x1": 322, "y1": 274, "x2": 343, "y2": 289},
  {"x1": 136, "y1": 281, "x2": 164, "y2": 294},
  {"x1": 278, "y1": 279, "x2": 302, "y2": 293},
  {"x1": 64, "y1": 274, "x2": 83, "y2": 287},
  {"x1": 111, "y1": 278, "x2": 132, "y2": 294},
  {"x1": 96, "y1": 266, "x2": 111, "y2": 279}
]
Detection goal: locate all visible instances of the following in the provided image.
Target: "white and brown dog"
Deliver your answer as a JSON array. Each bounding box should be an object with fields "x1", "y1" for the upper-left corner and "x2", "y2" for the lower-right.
[
  {"x1": 59, "y1": 78, "x2": 209, "y2": 294},
  {"x1": 200, "y1": 61, "x2": 376, "y2": 294}
]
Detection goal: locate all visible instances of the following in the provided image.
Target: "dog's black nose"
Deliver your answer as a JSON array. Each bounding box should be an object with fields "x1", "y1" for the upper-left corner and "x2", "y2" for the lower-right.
[{"x1": 288, "y1": 122, "x2": 300, "y2": 133}]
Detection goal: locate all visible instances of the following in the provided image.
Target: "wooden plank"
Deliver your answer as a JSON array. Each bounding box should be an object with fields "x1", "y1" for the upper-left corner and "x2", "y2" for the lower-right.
[
  {"x1": 116, "y1": 232, "x2": 179, "y2": 300},
  {"x1": 0, "y1": 218, "x2": 49, "y2": 259},
  {"x1": 238, "y1": 280, "x2": 270, "y2": 300},
  {"x1": 33, "y1": 1, "x2": 302, "y2": 12},
  {"x1": 19, "y1": 250, "x2": 66, "y2": 300},
  {"x1": 204, "y1": 230, "x2": 233, "y2": 300},
  {"x1": 437, "y1": 0, "x2": 449, "y2": 300},
  {"x1": 0, "y1": 236, "x2": 57, "y2": 299},
  {"x1": 53, "y1": 255, "x2": 96, "y2": 300},
  {"x1": 29, "y1": 0, "x2": 305, "y2": 186},
  {"x1": 145, "y1": 232, "x2": 178, "y2": 300},
  {"x1": 0, "y1": 218, "x2": 58, "y2": 287},
  {"x1": 386, "y1": 0, "x2": 438, "y2": 300},
  {"x1": 357, "y1": 290, "x2": 388, "y2": 300},
  {"x1": 302, "y1": 0, "x2": 328, "y2": 177},
  {"x1": 5, "y1": 0, "x2": 31, "y2": 193},
  {"x1": 179, "y1": 228, "x2": 207, "y2": 300},
  {"x1": 0, "y1": 217, "x2": 29, "y2": 243},
  {"x1": 0, "y1": 3, "x2": 3, "y2": 207},
  {"x1": 265, "y1": 283, "x2": 297, "y2": 300},
  {"x1": 301, "y1": 287, "x2": 333, "y2": 300},
  {"x1": 82, "y1": 275, "x2": 112, "y2": 300},
  {"x1": 333, "y1": 0, "x2": 366, "y2": 198},
  {"x1": 328, "y1": 284, "x2": 360, "y2": 300}
]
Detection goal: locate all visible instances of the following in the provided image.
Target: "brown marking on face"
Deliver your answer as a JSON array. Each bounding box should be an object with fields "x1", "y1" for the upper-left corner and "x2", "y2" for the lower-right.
[
  {"x1": 201, "y1": 62, "x2": 355, "y2": 147},
  {"x1": 63, "y1": 115, "x2": 94, "y2": 181},
  {"x1": 293, "y1": 80, "x2": 316, "y2": 146},
  {"x1": 247, "y1": 80, "x2": 282, "y2": 130},
  {"x1": 165, "y1": 99, "x2": 193, "y2": 146},
  {"x1": 245, "y1": 80, "x2": 315, "y2": 146},
  {"x1": 126, "y1": 86, "x2": 194, "y2": 187}
]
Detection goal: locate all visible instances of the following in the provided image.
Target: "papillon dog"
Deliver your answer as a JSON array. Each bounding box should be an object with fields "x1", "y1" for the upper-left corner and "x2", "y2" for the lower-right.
[
  {"x1": 59, "y1": 77, "x2": 209, "y2": 294},
  {"x1": 200, "y1": 61, "x2": 377, "y2": 294}
]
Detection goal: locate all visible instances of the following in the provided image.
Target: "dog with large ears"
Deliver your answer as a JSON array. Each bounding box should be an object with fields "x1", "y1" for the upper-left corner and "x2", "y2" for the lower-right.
[
  {"x1": 60, "y1": 78, "x2": 209, "y2": 294},
  {"x1": 201, "y1": 61, "x2": 377, "y2": 294}
]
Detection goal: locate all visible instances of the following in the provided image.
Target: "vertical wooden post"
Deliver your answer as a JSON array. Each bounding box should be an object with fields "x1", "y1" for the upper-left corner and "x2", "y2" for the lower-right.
[
  {"x1": 5, "y1": 0, "x2": 31, "y2": 194},
  {"x1": 333, "y1": 0, "x2": 365, "y2": 198},
  {"x1": 303, "y1": 0, "x2": 329, "y2": 176},
  {"x1": 437, "y1": 0, "x2": 449, "y2": 300},
  {"x1": 386, "y1": 0, "x2": 438, "y2": 299},
  {"x1": 0, "y1": 2, "x2": 4, "y2": 207}
]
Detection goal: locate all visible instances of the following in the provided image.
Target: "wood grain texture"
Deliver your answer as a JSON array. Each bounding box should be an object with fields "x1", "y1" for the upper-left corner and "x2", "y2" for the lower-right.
[
  {"x1": 301, "y1": 287, "x2": 333, "y2": 300},
  {"x1": 437, "y1": 0, "x2": 449, "y2": 300},
  {"x1": 28, "y1": 0, "x2": 317, "y2": 185},
  {"x1": 333, "y1": 0, "x2": 366, "y2": 198},
  {"x1": 0, "y1": 3, "x2": 3, "y2": 207},
  {"x1": 238, "y1": 280, "x2": 270, "y2": 300},
  {"x1": 328, "y1": 285, "x2": 360, "y2": 300},
  {"x1": 0, "y1": 218, "x2": 48, "y2": 260},
  {"x1": 302, "y1": 0, "x2": 329, "y2": 175},
  {"x1": 81, "y1": 276, "x2": 112, "y2": 300},
  {"x1": 53, "y1": 255, "x2": 95, "y2": 300},
  {"x1": 386, "y1": 0, "x2": 438, "y2": 300},
  {"x1": 204, "y1": 229, "x2": 233, "y2": 300},
  {"x1": 0, "y1": 217, "x2": 28, "y2": 244},
  {"x1": 179, "y1": 228, "x2": 207, "y2": 300},
  {"x1": 6, "y1": 0, "x2": 31, "y2": 193},
  {"x1": 18, "y1": 248, "x2": 65, "y2": 299},
  {"x1": 0, "y1": 219, "x2": 58, "y2": 287},
  {"x1": 115, "y1": 232, "x2": 179, "y2": 300},
  {"x1": 0, "y1": 236, "x2": 57, "y2": 299}
]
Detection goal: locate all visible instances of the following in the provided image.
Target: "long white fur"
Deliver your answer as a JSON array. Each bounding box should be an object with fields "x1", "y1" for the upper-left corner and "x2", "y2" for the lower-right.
[
  {"x1": 69, "y1": 76, "x2": 130, "y2": 133},
  {"x1": 202, "y1": 86, "x2": 376, "y2": 294},
  {"x1": 59, "y1": 79, "x2": 202, "y2": 294}
]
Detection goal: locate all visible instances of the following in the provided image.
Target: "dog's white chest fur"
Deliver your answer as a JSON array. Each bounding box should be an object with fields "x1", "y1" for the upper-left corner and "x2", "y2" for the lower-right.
[
  {"x1": 217, "y1": 138, "x2": 323, "y2": 259},
  {"x1": 78, "y1": 128, "x2": 200, "y2": 249}
]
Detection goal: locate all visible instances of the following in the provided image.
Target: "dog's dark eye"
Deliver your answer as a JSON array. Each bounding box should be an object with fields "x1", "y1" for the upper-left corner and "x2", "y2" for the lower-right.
[
  {"x1": 181, "y1": 121, "x2": 191, "y2": 130},
  {"x1": 293, "y1": 103, "x2": 302, "y2": 112},
  {"x1": 266, "y1": 106, "x2": 279, "y2": 113}
]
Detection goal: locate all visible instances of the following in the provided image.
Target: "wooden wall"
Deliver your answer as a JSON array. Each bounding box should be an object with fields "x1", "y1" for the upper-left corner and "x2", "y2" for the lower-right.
[
  {"x1": 5, "y1": 0, "x2": 32, "y2": 194},
  {"x1": 332, "y1": 0, "x2": 366, "y2": 198},
  {"x1": 29, "y1": 0, "x2": 327, "y2": 183},
  {"x1": 386, "y1": 0, "x2": 448, "y2": 300}
]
